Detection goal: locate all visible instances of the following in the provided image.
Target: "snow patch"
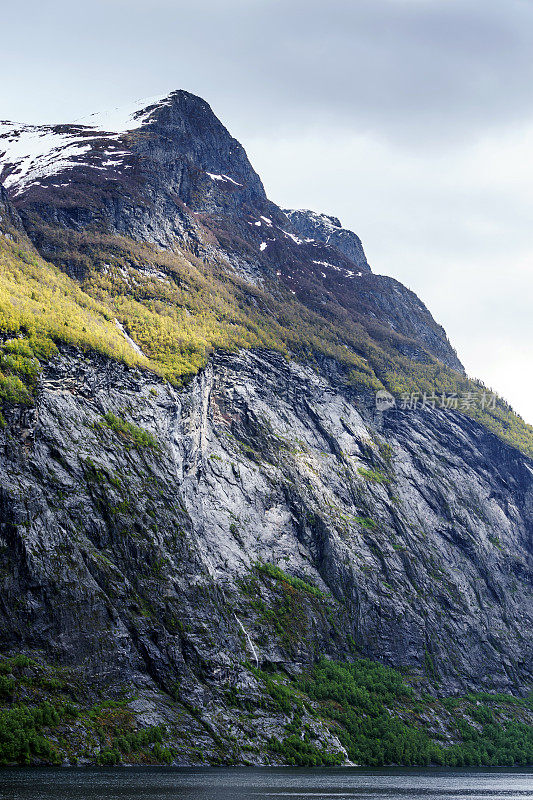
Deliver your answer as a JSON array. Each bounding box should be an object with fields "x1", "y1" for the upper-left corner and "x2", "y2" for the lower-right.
[
  {"x1": 281, "y1": 230, "x2": 304, "y2": 245},
  {"x1": 206, "y1": 172, "x2": 243, "y2": 186},
  {"x1": 312, "y1": 259, "x2": 363, "y2": 280},
  {"x1": 312, "y1": 260, "x2": 337, "y2": 268},
  {"x1": 259, "y1": 242, "x2": 267, "y2": 252},
  {"x1": 0, "y1": 123, "x2": 95, "y2": 191},
  {"x1": 0, "y1": 94, "x2": 174, "y2": 192},
  {"x1": 74, "y1": 94, "x2": 171, "y2": 133}
]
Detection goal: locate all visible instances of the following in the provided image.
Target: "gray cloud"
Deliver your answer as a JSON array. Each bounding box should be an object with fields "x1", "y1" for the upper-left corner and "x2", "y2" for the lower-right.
[{"x1": 3, "y1": 0, "x2": 533, "y2": 146}]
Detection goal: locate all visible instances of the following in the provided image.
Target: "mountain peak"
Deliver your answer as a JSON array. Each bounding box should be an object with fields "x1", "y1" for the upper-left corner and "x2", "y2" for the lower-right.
[
  {"x1": 0, "y1": 89, "x2": 266, "y2": 210},
  {"x1": 284, "y1": 207, "x2": 370, "y2": 272},
  {"x1": 73, "y1": 89, "x2": 212, "y2": 134},
  {"x1": 0, "y1": 89, "x2": 466, "y2": 373},
  {"x1": 73, "y1": 92, "x2": 175, "y2": 133}
]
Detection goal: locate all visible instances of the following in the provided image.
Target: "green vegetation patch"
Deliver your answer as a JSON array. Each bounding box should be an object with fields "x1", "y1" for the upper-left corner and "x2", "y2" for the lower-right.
[
  {"x1": 0, "y1": 654, "x2": 73, "y2": 765},
  {"x1": 0, "y1": 335, "x2": 58, "y2": 413},
  {"x1": 254, "y1": 562, "x2": 328, "y2": 599},
  {"x1": 0, "y1": 702, "x2": 66, "y2": 765},
  {"x1": 269, "y1": 732, "x2": 343, "y2": 767},
  {"x1": 298, "y1": 658, "x2": 436, "y2": 766},
  {"x1": 0, "y1": 239, "x2": 146, "y2": 372},
  {"x1": 96, "y1": 720, "x2": 172, "y2": 766},
  {"x1": 353, "y1": 515, "x2": 377, "y2": 529},
  {"x1": 357, "y1": 467, "x2": 390, "y2": 484},
  {"x1": 297, "y1": 658, "x2": 533, "y2": 767},
  {"x1": 251, "y1": 657, "x2": 533, "y2": 767},
  {"x1": 98, "y1": 412, "x2": 158, "y2": 449},
  {"x1": 0, "y1": 653, "x2": 177, "y2": 766}
]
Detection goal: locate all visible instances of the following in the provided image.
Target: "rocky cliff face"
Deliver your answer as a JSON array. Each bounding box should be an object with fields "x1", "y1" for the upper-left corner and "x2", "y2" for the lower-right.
[
  {"x1": 1, "y1": 346, "x2": 530, "y2": 693},
  {"x1": 0, "y1": 345, "x2": 531, "y2": 762},
  {"x1": 0, "y1": 90, "x2": 531, "y2": 765},
  {"x1": 0, "y1": 185, "x2": 25, "y2": 238},
  {"x1": 283, "y1": 209, "x2": 371, "y2": 272}
]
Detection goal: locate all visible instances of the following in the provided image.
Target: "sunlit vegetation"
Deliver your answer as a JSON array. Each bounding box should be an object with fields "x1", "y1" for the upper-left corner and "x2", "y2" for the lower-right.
[
  {"x1": 0, "y1": 228, "x2": 531, "y2": 457},
  {"x1": 0, "y1": 238, "x2": 145, "y2": 368},
  {"x1": 98, "y1": 412, "x2": 158, "y2": 449}
]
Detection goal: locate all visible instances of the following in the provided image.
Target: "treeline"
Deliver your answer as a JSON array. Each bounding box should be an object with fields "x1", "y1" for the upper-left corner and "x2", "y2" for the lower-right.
[
  {"x1": 295, "y1": 659, "x2": 533, "y2": 767},
  {"x1": 0, "y1": 702, "x2": 65, "y2": 765},
  {"x1": 0, "y1": 654, "x2": 177, "y2": 766}
]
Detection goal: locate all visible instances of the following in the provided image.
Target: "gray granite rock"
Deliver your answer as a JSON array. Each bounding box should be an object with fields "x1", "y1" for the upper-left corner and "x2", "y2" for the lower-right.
[{"x1": 0, "y1": 347, "x2": 530, "y2": 705}]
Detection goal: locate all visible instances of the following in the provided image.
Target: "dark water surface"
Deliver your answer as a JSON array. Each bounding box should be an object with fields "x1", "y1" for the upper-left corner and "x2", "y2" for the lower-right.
[{"x1": 0, "y1": 767, "x2": 531, "y2": 800}]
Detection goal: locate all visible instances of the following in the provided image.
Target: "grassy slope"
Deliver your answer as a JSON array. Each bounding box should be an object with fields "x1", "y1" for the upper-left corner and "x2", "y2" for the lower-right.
[{"x1": 0, "y1": 228, "x2": 532, "y2": 457}]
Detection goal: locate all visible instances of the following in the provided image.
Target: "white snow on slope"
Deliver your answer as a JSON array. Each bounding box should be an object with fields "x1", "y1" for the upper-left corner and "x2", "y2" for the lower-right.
[
  {"x1": 206, "y1": 172, "x2": 243, "y2": 187},
  {"x1": 281, "y1": 229, "x2": 304, "y2": 245},
  {"x1": 0, "y1": 94, "x2": 173, "y2": 194},
  {"x1": 0, "y1": 124, "x2": 94, "y2": 192},
  {"x1": 73, "y1": 94, "x2": 170, "y2": 133},
  {"x1": 0, "y1": 94, "x2": 249, "y2": 198},
  {"x1": 312, "y1": 259, "x2": 363, "y2": 279},
  {"x1": 312, "y1": 260, "x2": 338, "y2": 268}
]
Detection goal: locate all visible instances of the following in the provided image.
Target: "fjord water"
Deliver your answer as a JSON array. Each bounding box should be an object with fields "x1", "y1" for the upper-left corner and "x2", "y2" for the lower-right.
[{"x1": 0, "y1": 768, "x2": 531, "y2": 800}]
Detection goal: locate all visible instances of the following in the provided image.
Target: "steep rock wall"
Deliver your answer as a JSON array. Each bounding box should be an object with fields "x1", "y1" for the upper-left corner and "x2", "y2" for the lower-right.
[{"x1": 0, "y1": 348, "x2": 530, "y2": 703}]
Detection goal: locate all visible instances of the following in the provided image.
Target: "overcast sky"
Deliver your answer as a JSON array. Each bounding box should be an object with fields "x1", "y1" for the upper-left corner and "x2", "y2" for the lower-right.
[{"x1": 2, "y1": 0, "x2": 532, "y2": 421}]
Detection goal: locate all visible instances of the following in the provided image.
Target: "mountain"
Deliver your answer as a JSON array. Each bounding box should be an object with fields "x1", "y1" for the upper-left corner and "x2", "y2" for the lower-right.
[
  {"x1": 1, "y1": 91, "x2": 463, "y2": 371},
  {"x1": 0, "y1": 91, "x2": 531, "y2": 767}
]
